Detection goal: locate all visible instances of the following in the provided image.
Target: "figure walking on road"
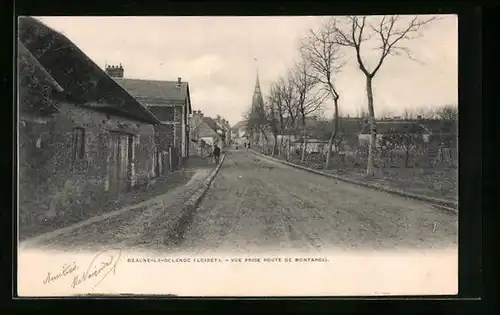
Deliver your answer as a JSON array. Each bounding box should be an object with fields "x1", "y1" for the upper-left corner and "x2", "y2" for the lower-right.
[{"x1": 213, "y1": 144, "x2": 221, "y2": 164}]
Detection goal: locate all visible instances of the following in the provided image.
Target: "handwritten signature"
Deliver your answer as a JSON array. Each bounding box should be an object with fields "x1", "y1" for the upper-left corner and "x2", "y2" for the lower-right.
[
  {"x1": 43, "y1": 261, "x2": 79, "y2": 285},
  {"x1": 71, "y1": 248, "x2": 122, "y2": 289},
  {"x1": 41, "y1": 248, "x2": 122, "y2": 290}
]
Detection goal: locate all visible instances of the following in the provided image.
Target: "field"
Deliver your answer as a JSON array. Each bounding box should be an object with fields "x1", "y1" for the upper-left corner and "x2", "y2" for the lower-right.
[{"x1": 257, "y1": 146, "x2": 458, "y2": 202}]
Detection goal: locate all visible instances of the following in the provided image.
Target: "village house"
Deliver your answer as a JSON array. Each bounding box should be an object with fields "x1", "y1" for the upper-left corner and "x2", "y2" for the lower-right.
[
  {"x1": 18, "y1": 17, "x2": 161, "y2": 231},
  {"x1": 214, "y1": 115, "x2": 231, "y2": 146},
  {"x1": 358, "y1": 119, "x2": 431, "y2": 148},
  {"x1": 107, "y1": 69, "x2": 192, "y2": 173},
  {"x1": 272, "y1": 117, "x2": 363, "y2": 155},
  {"x1": 189, "y1": 110, "x2": 223, "y2": 155},
  {"x1": 231, "y1": 120, "x2": 248, "y2": 146}
]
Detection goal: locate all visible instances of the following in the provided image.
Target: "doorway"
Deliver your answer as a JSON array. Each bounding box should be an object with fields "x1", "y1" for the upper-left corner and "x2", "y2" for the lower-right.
[{"x1": 109, "y1": 132, "x2": 133, "y2": 194}]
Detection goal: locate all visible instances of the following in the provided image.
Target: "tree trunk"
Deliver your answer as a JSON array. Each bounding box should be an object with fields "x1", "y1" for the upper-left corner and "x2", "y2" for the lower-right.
[
  {"x1": 405, "y1": 150, "x2": 410, "y2": 168},
  {"x1": 287, "y1": 137, "x2": 291, "y2": 161},
  {"x1": 365, "y1": 76, "x2": 376, "y2": 176},
  {"x1": 279, "y1": 136, "x2": 283, "y2": 157},
  {"x1": 300, "y1": 123, "x2": 308, "y2": 162},
  {"x1": 272, "y1": 134, "x2": 278, "y2": 157},
  {"x1": 325, "y1": 98, "x2": 339, "y2": 169}
]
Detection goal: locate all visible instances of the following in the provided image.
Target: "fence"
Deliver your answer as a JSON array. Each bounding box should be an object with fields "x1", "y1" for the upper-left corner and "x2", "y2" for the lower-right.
[{"x1": 257, "y1": 141, "x2": 457, "y2": 170}]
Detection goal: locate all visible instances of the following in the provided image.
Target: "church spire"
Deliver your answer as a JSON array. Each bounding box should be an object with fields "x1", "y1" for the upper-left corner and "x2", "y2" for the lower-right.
[
  {"x1": 252, "y1": 57, "x2": 263, "y2": 108},
  {"x1": 254, "y1": 70, "x2": 261, "y2": 94},
  {"x1": 253, "y1": 57, "x2": 261, "y2": 94}
]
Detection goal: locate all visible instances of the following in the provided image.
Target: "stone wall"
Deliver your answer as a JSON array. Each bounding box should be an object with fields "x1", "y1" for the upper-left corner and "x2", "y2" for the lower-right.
[{"x1": 19, "y1": 101, "x2": 155, "y2": 232}]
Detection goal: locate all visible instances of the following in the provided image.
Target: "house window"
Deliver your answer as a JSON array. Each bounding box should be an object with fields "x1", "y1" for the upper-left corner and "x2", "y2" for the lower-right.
[{"x1": 72, "y1": 127, "x2": 86, "y2": 160}]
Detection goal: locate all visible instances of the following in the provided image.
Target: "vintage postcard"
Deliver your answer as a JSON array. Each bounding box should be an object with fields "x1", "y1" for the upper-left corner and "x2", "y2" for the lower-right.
[{"x1": 17, "y1": 15, "x2": 458, "y2": 297}]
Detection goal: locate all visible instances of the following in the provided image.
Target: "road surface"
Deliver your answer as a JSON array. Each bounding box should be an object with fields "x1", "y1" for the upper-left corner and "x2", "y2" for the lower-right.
[
  {"x1": 180, "y1": 150, "x2": 458, "y2": 253},
  {"x1": 28, "y1": 149, "x2": 458, "y2": 253}
]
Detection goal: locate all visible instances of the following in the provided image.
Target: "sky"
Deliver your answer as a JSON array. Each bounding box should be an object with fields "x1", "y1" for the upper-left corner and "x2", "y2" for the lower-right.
[{"x1": 37, "y1": 15, "x2": 457, "y2": 126}]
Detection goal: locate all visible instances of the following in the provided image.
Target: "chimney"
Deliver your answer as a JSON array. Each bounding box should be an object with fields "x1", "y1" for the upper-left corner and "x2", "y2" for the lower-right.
[
  {"x1": 193, "y1": 110, "x2": 202, "y2": 117},
  {"x1": 176, "y1": 77, "x2": 182, "y2": 88},
  {"x1": 105, "y1": 64, "x2": 124, "y2": 78}
]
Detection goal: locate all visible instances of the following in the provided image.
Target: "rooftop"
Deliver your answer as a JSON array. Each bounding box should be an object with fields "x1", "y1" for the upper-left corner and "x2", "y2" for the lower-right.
[
  {"x1": 360, "y1": 120, "x2": 429, "y2": 135},
  {"x1": 113, "y1": 78, "x2": 189, "y2": 102},
  {"x1": 18, "y1": 17, "x2": 160, "y2": 124}
]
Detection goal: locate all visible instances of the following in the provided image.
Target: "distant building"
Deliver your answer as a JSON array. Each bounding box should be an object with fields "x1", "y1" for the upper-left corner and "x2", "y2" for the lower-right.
[
  {"x1": 231, "y1": 120, "x2": 247, "y2": 146},
  {"x1": 108, "y1": 69, "x2": 192, "y2": 170},
  {"x1": 214, "y1": 115, "x2": 231, "y2": 146},
  {"x1": 358, "y1": 120, "x2": 431, "y2": 147},
  {"x1": 189, "y1": 110, "x2": 221, "y2": 155}
]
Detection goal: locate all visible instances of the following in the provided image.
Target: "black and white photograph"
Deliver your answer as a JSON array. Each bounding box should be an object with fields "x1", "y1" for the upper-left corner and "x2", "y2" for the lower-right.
[{"x1": 17, "y1": 15, "x2": 458, "y2": 296}]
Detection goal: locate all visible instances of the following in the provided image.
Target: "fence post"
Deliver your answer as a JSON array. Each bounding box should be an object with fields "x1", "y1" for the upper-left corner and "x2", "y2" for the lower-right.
[{"x1": 168, "y1": 146, "x2": 172, "y2": 172}]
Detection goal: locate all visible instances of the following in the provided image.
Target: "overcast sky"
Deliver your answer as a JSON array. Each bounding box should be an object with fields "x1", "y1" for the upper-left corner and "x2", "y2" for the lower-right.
[{"x1": 37, "y1": 15, "x2": 457, "y2": 126}]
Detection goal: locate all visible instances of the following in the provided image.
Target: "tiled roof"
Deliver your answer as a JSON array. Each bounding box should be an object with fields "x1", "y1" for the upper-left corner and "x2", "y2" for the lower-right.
[
  {"x1": 197, "y1": 121, "x2": 219, "y2": 138},
  {"x1": 18, "y1": 42, "x2": 61, "y2": 115},
  {"x1": 360, "y1": 120, "x2": 429, "y2": 135},
  {"x1": 113, "y1": 78, "x2": 189, "y2": 102},
  {"x1": 18, "y1": 42, "x2": 64, "y2": 93},
  {"x1": 18, "y1": 17, "x2": 160, "y2": 124},
  {"x1": 203, "y1": 117, "x2": 219, "y2": 133}
]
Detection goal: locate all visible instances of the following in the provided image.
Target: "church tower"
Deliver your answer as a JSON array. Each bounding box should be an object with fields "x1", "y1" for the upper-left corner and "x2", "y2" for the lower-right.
[
  {"x1": 252, "y1": 70, "x2": 264, "y2": 110},
  {"x1": 250, "y1": 65, "x2": 265, "y2": 145}
]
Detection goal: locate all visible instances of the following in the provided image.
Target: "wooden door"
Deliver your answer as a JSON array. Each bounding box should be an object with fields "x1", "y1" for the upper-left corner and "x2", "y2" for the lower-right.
[
  {"x1": 109, "y1": 134, "x2": 119, "y2": 194},
  {"x1": 109, "y1": 133, "x2": 130, "y2": 194}
]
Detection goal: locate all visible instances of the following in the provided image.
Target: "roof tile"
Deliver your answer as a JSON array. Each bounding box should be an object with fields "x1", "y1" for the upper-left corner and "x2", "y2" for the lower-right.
[{"x1": 113, "y1": 78, "x2": 189, "y2": 101}]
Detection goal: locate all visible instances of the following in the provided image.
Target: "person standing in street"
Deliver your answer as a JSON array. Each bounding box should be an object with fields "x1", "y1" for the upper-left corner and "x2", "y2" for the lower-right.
[{"x1": 213, "y1": 144, "x2": 221, "y2": 164}]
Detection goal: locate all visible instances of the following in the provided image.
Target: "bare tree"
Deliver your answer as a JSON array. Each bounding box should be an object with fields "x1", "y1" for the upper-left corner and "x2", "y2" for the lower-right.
[
  {"x1": 414, "y1": 106, "x2": 437, "y2": 119},
  {"x1": 290, "y1": 58, "x2": 326, "y2": 162},
  {"x1": 384, "y1": 128, "x2": 425, "y2": 168},
  {"x1": 356, "y1": 106, "x2": 369, "y2": 118},
  {"x1": 402, "y1": 108, "x2": 420, "y2": 120},
  {"x1": 265, "y1": 82, "x2": 286, "y2": 156},
  {"x1": 301, "y1": 18, "x2": 345, "y2": 169},
  {"x1": 273, "y1": 75, "x2": 300, "y2": 160},
  {"x1": 436, "y1": 104, "x2": 458, "y2": 120},
  {"x1": 378, "y1": 133, "x2": 397, "y2": 167},
  {"x1": 333, "y1": 15, "x2": 437, "y2": 176},
  {"x1": 377, "y1": 109, "x2": 394, "y2": 119}
]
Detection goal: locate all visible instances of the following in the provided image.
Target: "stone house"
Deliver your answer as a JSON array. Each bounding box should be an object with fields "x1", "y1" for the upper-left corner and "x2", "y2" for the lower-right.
[
  {"x1": 109, "y1": 71, "x2": 192, "y2": 172},
  {"x1": 18, "y1": 17, "x2": 161, "y2": 232}
]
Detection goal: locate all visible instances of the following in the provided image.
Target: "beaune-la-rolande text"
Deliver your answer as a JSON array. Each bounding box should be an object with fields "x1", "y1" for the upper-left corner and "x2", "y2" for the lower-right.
[{"x1": 128, "y1": 257, "x2": 329, "y2": 263}]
